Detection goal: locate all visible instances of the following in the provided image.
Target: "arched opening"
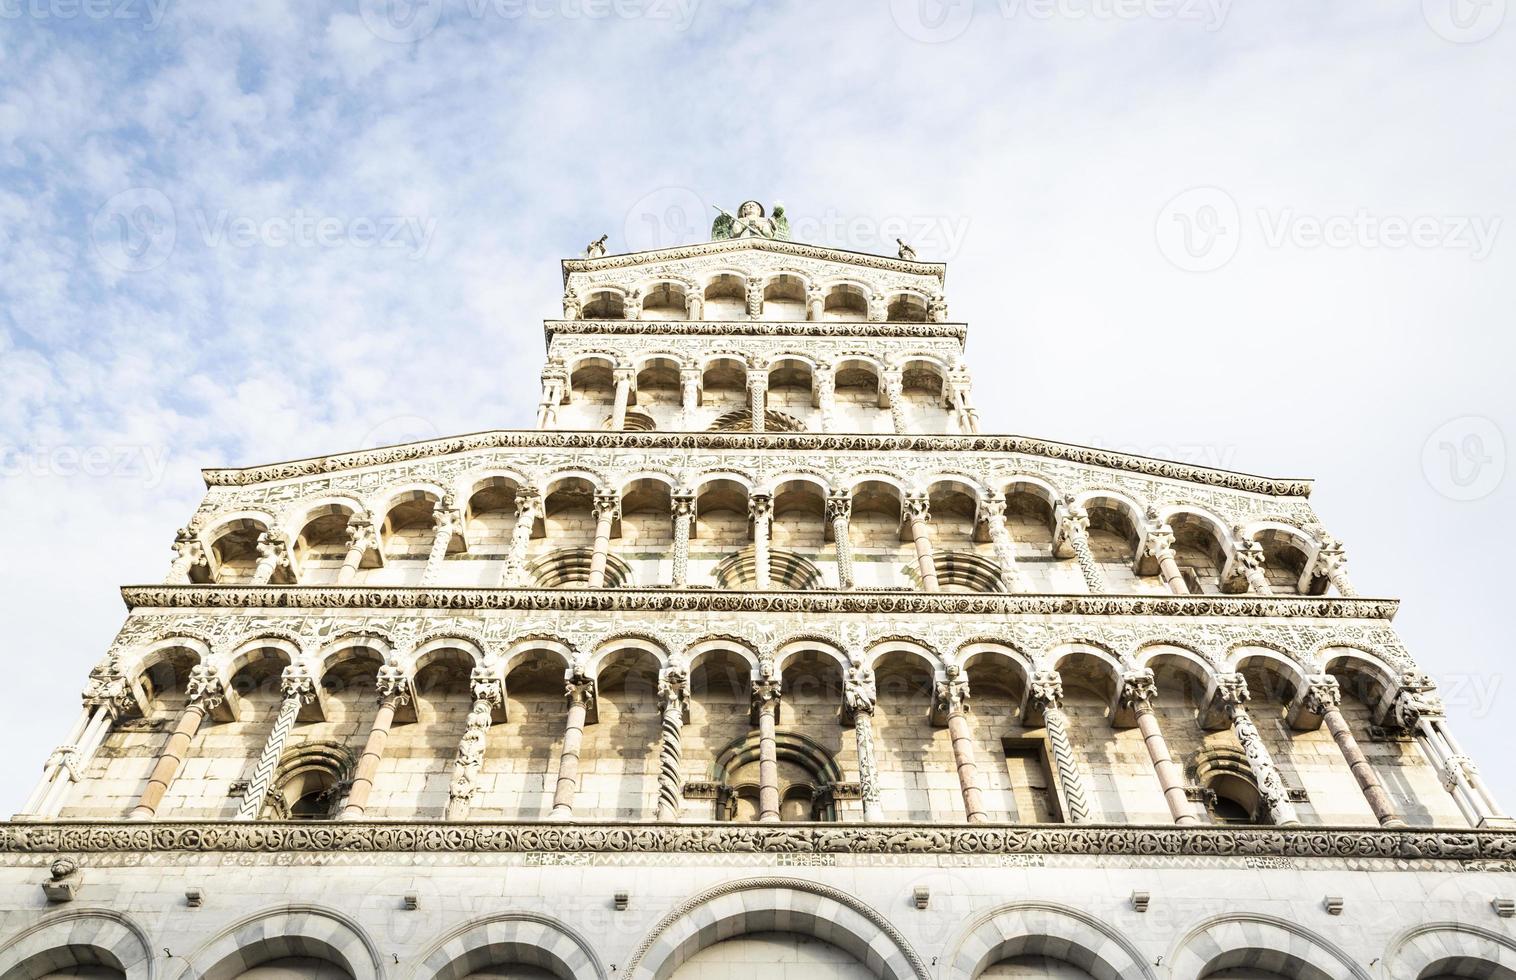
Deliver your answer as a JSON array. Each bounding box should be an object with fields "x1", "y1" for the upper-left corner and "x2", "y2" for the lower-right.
[
  {"x1": 540, "y1": 478, "x2": 599, "y2": 554},
  {"x1": 294, "y1": 504, "x2": 358, "y2": 584},
  {"x1": 772, "y1": 479, "x2": 826, "y2": 568},
  {"x1": 700, "y1": 356, "x2": 747, "y2": 413},
  {"x1": 1083, "y1": 497, "x2": 1143, "y2": 592},
  {"x1": 591, "y1": 646, "x2": 662, "y2": 816},
  {"x1": 963, "y1": 650, "x2": 1029, "y2": 821},
  {"x1": 692, "y1": 480, "x2": 751, "y2": 579},
  {"x1": 899, "y1": 358, "x2": 947, "y2": 430},
  {"x1": 886, "y1": 291, "x2": 929, "y2": 322},
  {"x1": 1195, "y1": 746, "x2": 1265, "y2": 824},
  {"x1": 1001, "y1": 482, "x2": 1058, "y2": 592},
  {"x1": 498, "y1": 647, "x2": 573, "y2": 819},
  {"x1": 703, "y1": 274, "x2": 747, "y2": 320},
  {"x1": 707, "y1": 408, "x2": 807, "y2": 432},
  {"x1": 980, "y1": 958, "x2": 1098, "y2": 978},
  {"x1": 713, "y1": 727, "x2": 843, "y2": 822},
  {"x1": 33, "y1": 969, "x2": 126, "y2": 980},
  {"x1": 409, "y1": 650, "x2": 476, "y2": 816},
  {"x1": 465, "y1": 477, "x2": 525, "y2": 575},
  {"x1": 685, "y1": 648, "x2": 754, "y2": 817},
  {"x1": 670, "y1": 934, "x2": 874, "y2": 979},
  {"x1": 568, "y1": 356, "x2": 616, "y2": 421},
  {"x1": 1255, "y1": 528, "x2": 1312, "y2": 594},
  {"x1": 528, "y1": 548, "x2": 631, "y2": 588},
  {"x1": 381, "y1": 492, "x2": 441, "y2": 565},
  {"x1": 932, "y1": 551, "x2": 1006, "y2": 593},
  {"x1": 263, "y1": 741, "x2": 355, "y2": 820},
  {"x1": 642, "y1": 281, "x2": 688, "y2": 320},
  {"x1": 1199, "y1": 955, "x2": 1333, "y2": 980},
  {"x1": 207, "y1": 519, "x2": 267, "y2": 584},
  {"x1": 833, "y1": 358, "x2": 884, "y2": 433},
  {"x1": 762, "y1": 274, "x2": 808, "y2": 320},
  {"x1": 1169, "y1": 512, "x2": 1227, "y2": 594},
  {"x1": 580, "y1": 290, "x2": 624, "y2": 319},
  {"x1": 871, "y1": 649, "x2": 937, "y2": 820},
  {"x1": 849, "y1": 481, "x2": 908, "y2": 589},
  {"x1": 766, "y1": 357, "x2": 814, "y2": 418},
  {"x1": 619, "y1": 479, "x2": 672, "y2": 585},
  {"x1": 713, "y1": 549, "x2": 823, "y2": 591},
  {"x1": 634, "y1": 356, "x2": 681, "y2": 419},
  {"x1": 822, "y1": 283, "x2": 868, "y2": 322}
]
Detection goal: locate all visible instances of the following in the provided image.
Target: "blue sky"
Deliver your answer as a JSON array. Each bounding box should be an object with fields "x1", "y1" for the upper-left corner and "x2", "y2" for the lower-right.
[{"x1": 1, "y1": 0, "x2": 1513, "y2": 813}]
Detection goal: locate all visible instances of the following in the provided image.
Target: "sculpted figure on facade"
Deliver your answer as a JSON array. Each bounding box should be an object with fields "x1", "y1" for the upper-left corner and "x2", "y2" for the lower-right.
[{"x1": 711, "y1": 200, "x2": 791, "y2": 240}]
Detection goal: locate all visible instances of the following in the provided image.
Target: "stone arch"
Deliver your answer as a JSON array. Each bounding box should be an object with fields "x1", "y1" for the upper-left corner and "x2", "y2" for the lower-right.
[
  {"x1": 1316, "y1": 644, "x2": 1403, "y2": 706},
  {"x1": 412, "y1": 632, "x2": 489, "y2": 674},
  {"x1": 684, "y1": 637, "x2": 761, "y2": 674},
  {"x1": 588, "y1": 634, "x2": 670, "y2": 676},
  {"x1": 201, "y1": 513, "x2": 275, "y2": 584},
  {"x1": 500, "y1": 637, "x2": 575, "y2": 678},
  {"x1": 773, "y1": 636, "x2": 850, "y2": 675},
  {"x1": 125, "y1": 635, "x2": 211, "y2": 691},
  {"x1": 0, "y1": 910, "x2": 151, "y2": 980},
  {"x1": 624, "y1": 877, "x2": 929, "y2": 980},
  {"x1": 260, "y1": 738, "x2": 356, "y2": 820},
  {"x1": 711, "y1": 729, "x2": 846, "y2": 821},
  {"x1": 1228, "y1": 645, "x2": 1311, "y2": 707},
  {"x1": 863, "y1": 639, "x2": 944, "y2": 678},
  {"x1": 313, "y1": 631, "x2": 393, "y2": 680},
  {"x1": 1386, "y1": 923, "x2": 1516, "y2": 980},
  {"x1": 413, "y1": 911, "x2": 608, "y2": 980},
  {"x1": 178, "y1": 906, "x2": 379, "y2": 980},
  {"x1": 1167, "y1": 913, "x2": 1370, "y2": 980},
  {"x1": 224, "y1": 634, "x2": 303, "y2": 692},
  {"x1": 945, "y1": 900, "x2": 1154, "y2": 979},
  {"x1": 886, "y1": 290, "x2": 931, "y2": 322}
]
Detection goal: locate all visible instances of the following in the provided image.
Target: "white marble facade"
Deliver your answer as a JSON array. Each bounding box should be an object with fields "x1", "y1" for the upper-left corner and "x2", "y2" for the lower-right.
[{"x1": 2, "y1": 215, "x2": 1512, "y2": 979}]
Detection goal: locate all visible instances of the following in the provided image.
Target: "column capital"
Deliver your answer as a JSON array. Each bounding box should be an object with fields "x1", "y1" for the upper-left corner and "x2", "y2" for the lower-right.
[
  {"x1": 748, "y1": 492, "x2": 774, "y2": 522},
  {"x1": 592, "y1": 491, "x2": 621, "y2": 521},
  {"x1": 671, "y1": 489, "x2": 696, "y2": 517},
  {"x1": 979, "y1": 493, "x2": 1008, "y2": 523},
  {"x1": 934, "y1": 673, "x2": 970, "y2": 718},
  {"x1": 513, "y1": 487, "x2": 542, "y2": 519},
  {"x1": 82, "y1": 658, "x2": 136, "y2": 717},
  {"x1": 1141, "y1": 519, "x2": 1176, "y2": 562},
  {"x1": 612, "y1": 363, "x2": 636, "y2": 384},
  {"x1": 185, "y1": 664, "x2": 227, "y2": 713},
  {"x1": 751, "y1": 675, "x2": 782, "y2": 722},
  {"x1": 825, "y1": 489, "x2": 852, "y2": 521},
  {"x1": 565, "y1": 669, "x2": 596, "y2": 710},
  {"x1": 659, "y1": 664, "x2": 691, "y2": 711},
  {"x1": 904, "y1": 492, "x2": 931, "y2": 523},
  {"x1": 929, "y1": 292, "x2": 948, "y2": 321},
  {"x1": 1214, "y1": 672, "x2": 1251, "y2": 708},
  {"x1": 843, "y1": 665, "x2": 877, "y2": 720},
  {"x1": 1391, "y1": 684, "x2": 1445, "y2": 730},
  {"x1": 280, "y1": 664, "x2": 318, "y2": 703},
  {"x1": 255, "y1": 529, "x2": 291, "y2": 567},
  {"x1": 1119, "y1": 668, "x2": 1158, "y2": 711},
  {"x1": 469, "y1": 667, "x2": 504, "y2": 709},
  {"x1": 431, "y1": 497, "x2": 462, "y2": 533},
  {"x1": 376, "y1": 662, "x2": 413, "y2": 708},
  {"x1": 345, "y1": 513, "x2": 378, "y2": 550},
  {"x1": 1303, "y1": 675, "x2": 1342, "y2": 715}
]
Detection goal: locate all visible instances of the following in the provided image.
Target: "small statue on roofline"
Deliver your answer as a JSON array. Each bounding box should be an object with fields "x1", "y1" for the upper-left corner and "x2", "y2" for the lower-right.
[{"x1": 711, "y1": 200, "x2": 790, "y2": 241}]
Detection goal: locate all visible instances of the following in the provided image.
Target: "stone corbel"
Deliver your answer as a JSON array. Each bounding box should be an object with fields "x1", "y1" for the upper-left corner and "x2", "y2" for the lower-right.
[
  {"x1": 1220, "y1": 536, "x2": 1267, "y2": 594},
  {"x1": 1379, "y1": 672, "x2": 1443, "y2": 731},
  {"x1": 286, "y1": 665, "x2": 329, "y2": 724},
  {"x1": 1133, "y1": 515, "x2": 1175, "y2": 577},
  {"x1": 1198, "y1": 672, "x2": 1246, "y2": 731},
  {"x1": 376, "y1": 661, "x2": 417, "y2": 724},
  {"x1": 1285, "y1": 674, "x2": 1336, "y2": 731},
  {"x1": 469, "y1": 666, "x2": 508, "y2": 723},
  {"x1": 1021, "y1": 670, "x2": 1064, "y2": 728},
  {"x1": 186, "y1": 663, "x2": 240, "y2": 723},
  {"x1": 86, "y1": 659, "x2": 146, "y2": 722},
  {"x1": 930, "y1": 668, "x2": 968, "y2": 727},
  {"x1": 1111, "y1": 667, "x2": 1157, "y2": 728}
]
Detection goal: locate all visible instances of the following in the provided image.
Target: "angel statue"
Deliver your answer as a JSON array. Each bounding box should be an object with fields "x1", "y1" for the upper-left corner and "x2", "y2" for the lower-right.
[{"x1": 711, "y1": 200, "x2": 791, "y2": 241}]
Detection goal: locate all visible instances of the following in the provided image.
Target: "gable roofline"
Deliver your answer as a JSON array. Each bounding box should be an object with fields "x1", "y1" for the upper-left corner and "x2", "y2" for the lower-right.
[{"x1": 562, "y1": 237, "x2": 947, "y2": 283}]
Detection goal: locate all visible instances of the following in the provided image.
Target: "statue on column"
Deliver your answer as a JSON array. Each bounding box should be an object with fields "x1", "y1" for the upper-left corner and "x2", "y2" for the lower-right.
[
  {"x1": 585, "y1": 234, "x2": 608, "y2": 258},
  {"x1": 712, "y1": 200, "x2": 791, "y2": 241}
]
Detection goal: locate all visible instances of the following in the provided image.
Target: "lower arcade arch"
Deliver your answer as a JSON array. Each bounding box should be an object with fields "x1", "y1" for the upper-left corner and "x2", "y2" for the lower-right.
[
  {"x1": 947, "y1": 902, "x2": 1154, "y2": 980},
  {"x1": 1385, "y1": 924, "x2": 1516, "y2": 980},
  {"x1": 625, "y1": 878, "x2": 928, "y2": 980},
  {"x1": 183, "y1": 907, "x2": 380, "y2": 980},
  {"x1": 1168, "y1": 915, "x2": 1370, "y2": 980},
  {"x1": 414, "y1": 913, "x2": 607, "y2": 980},
  {"x1": 0, "y1": 912, "x2": 150, "y2": 980}
]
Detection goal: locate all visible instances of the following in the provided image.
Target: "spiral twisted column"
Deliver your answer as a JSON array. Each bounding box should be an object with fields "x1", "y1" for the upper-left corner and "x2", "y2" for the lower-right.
[
  {"x1": 670, "y1": 490, "x2": 695, "y2": 587},
  {"x1": 815, "y1": 362, "x2": 836, "y2": 432},
  {"x1": 883, "y1": 367, "x2": 907, "y2": 434},
  {"x1": 1215, "y1": 674, "x2": 1300, "y2": 826},
  {"x1": 1029, "y1": 671, "x2": 1093, "y2": 823},
  {"x1": 422, "y1": 498, "x2": 461, "y2": 586},
  {"x1": 826, "y1": 490, "x2": 855, "y2": 589},
  {"x1": 844, "y1": 666, "x2": 883, "y2": 821},
  {"x1": 500, "y1": 489, "x2": 539, "y2": 586},
  {"x1": 980, "y1": 494, "x2": 1028, "y2": 592},
  {"x1": 237, "y1": 666, "x2": 316, "y2": 820},
  {"x1": 1054, "y1": 497, "x2": 1106, "y2": 594},
  {"x1": 655, "y1": 665, "x2": 690, "y2": 821}
]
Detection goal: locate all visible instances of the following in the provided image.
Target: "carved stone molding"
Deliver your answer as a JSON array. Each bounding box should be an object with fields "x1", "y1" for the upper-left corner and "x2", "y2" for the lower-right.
[
  {"x1": 546, "y1": 320, "x2": 967, "y2": 340},
  {"x1": 4, "y1": 821, "x2": 1515, "y2": 864},
  {"x1": 120, "y1": 585, "x2": 1398, "y2": 620},
  {"x1": 561, "y1": 236, "x2": 947, "y2": 279}
]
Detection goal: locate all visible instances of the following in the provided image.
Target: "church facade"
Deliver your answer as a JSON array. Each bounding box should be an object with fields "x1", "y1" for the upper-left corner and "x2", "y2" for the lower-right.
[{"x1": 2, "y1": 203, "x2": 1514, "y2": 979}]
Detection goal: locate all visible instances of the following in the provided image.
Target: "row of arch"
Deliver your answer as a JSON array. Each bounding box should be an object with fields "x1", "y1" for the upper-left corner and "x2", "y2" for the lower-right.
[
  {"x1": 4, "y1": 893, "x2": 1512, "y2": 979},
  {"x1": 567, "y1": 272, "x2": 945, "y2": 323},
  {"x1": 187, "y1": 468, "x2": 1333, "y2": 595}
]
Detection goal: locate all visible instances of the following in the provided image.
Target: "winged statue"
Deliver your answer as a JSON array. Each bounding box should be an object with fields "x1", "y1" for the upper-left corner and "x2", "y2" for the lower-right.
[{"x1": 711, "y1": 200, "x2": 791, "y2": 241}]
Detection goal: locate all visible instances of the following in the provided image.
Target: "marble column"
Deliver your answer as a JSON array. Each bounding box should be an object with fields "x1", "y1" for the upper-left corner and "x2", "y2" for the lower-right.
[
  {"x1": 337, "y1": 513, "x2": 377, "y2": 585},
  {"x1": 806, "y1": 284, "x2": 825, "y2": 322},
  {"x1": 670, "y1": 490, "x2": 695, "y2": 587},
  {"x1": 610, "y1": 365, "x2": 634, "y2": 431},
  {"x1": 1140, "y1": 518, "x2": 1188, "y2": 595},
  {"x1": 250, "y1": 531, "x2": 290, "y2": 586},
  {"x1": 165, "y1": 528, "x2": 205, "y2": 584},
  {"x1": 1397, "y1": 684, "x2": 1507, "y2": 826},
  {"x1": 749, "y1": 492, "x2": 773, "y2": 590},
  {"x1": 883, "y1": 367, "x2": 907, "y2": 434},
  {"x1": 421, "y1": 498, "x2": 461, "y2": 586},
  {"x1": 1028, "y1": 671, "x2": 1093, "y2": 823},
  {"x1": 1234, "y1": 538, "x2": 1273, "y2": 595},
  {"x1": 1119, "y1": 669, "x2": 1197, "y2": 824},
  {"x1": 844, "y1": 666, "x2": 884, "y2": 821},
  {"x1": 341, "y1": 665, "x2": 411, "y2": 819},
  {"x1": 936, "y1": 672, "x2": 986, "y2": 823},
  {"x1": 1313, "y1": 536, "x2": 1358, "y2": 597},
  {"x1": 655, "y1": 665, "x2": 690, "y2": 821},
  {"x1": 1054, "y1": 497, "x2": 1106, "y2": 594},
  {"x1": 980, "y1": 494, "x2": 1028, "y2": 592},
  {"x1": 129, "y1": 666, "x2": 226, "y2": 819},
  {"x1": 237, "y1": 665, "x2": 317, "y2": 820},
  {"x1": 585, "y1": 491, "x2": 620, "y2": 588},
  {"x1": 814, "y1": 362, "x2": 836, "y2": 433},
  {"x1": 746, "y1": 277, "x2": 764, "y2": 320},
  {"x1": 20, "y1": 706, "x2": 92, "y2": 817},
  {"x1": 1303, "y1": 676, "x2": 1404, "y2": 827},
  {"x1": 685, "y1": 289, "x2": 704, "y2": 320},
  {"x1": 826, "y1": 490, "x2": 855, "y2": 590},
  {"x1": 550, "y1": 670, "x2": 596, "y2": 819},
  {"x1": 752, "y1": 673, "x2": 782, "y2": 822},
  {"x1": 1215, "y1": 674, "x2": 1300, "y2": 826},
  {"x1": 678, "y1": 367, "x2": 701, "y2": 428},
  {"x1": 445, "y1": 670, "x2": 503, "y2": 821},
  {"x1": 31, "y1": 683, "x2": 124, "y2": 820},
  {"x1": 904, "y1": 493, "x2": 940, "y2": 592},
  {"x1": 537, "y1": 362, "x2": 567, "y2": 428},
  {"x1": 747, "y1": 366, "x2": 768, "y2": 432},
  {"x1": 500, "y1": 489, "x2": 539, "y2": 587}
]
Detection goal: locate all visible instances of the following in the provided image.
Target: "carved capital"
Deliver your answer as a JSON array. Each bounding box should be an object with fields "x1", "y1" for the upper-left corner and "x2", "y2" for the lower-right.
[
  {"x1": 825, "y1": 490, "x2": 852, "y2": 522},
  {"x1": 1029, "y1": 670, "x2": 1065, "y2": 711},
  {"x1": 934, "y1": 674, "x2": 970, "y2": 716},
  {"x1": 1303, "y1": 675, "x2": 1342, "y2": 715},
  {"x1": 751, "y1": 677, "x2": 782, "y2": 712},
  {"x1": 592, "y1": 491, "x2": 621, "y2": 522},
  {"x1": 468, "y1": 668, "x2": 504, "y2": 709},
  {"x1": 748, "y1": 493, "x2": 774, "y2": 523},
  {"x1": 1119, "y1": 668, "x2": 1158, "y2": 711},
  {"x1": 843, "y1": 665, "x2": 877, "y2": 718},
  {"x1": 1214, "y1": 672, "x2": 1250, "y2": 708},
  {"x1": 671, "y1": 490, "x2": 696, "y2": 519},
  {"x1": 979, "y1": 493, "x2": 1008, "y2": 523},
  {"x1": 185, "y1": 665, "x2": 226, "y2": 712},
  {"x1": 658, "y1": 665, "x2": 690, "y2": 713},
  {"x1": 1142, "y1": 521, "x2": 1176, "y2": 562},
  {"x1": 255, "y1": 531, "x2": 291, "y2": 567},
  {"x1": 280, "y1": 665, "x2": 317, "y2": 704},
  {"x1": 565, "y1": 671, "x2": 596, "y2": 709},
  {"x1": 904, "y1": 493, "x2": 931, "y2": 523},
  {"x1": 376, "y1": 663, "x2": 412, "y2": 707}
]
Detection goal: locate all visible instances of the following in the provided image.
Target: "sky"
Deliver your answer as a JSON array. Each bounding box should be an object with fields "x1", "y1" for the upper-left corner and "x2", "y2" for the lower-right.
[{"x1": 0, "y1": 0, "x2": 1512, "y2": 815}]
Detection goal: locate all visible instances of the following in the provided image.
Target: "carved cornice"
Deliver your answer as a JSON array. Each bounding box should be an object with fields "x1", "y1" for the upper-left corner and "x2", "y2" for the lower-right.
[
  {"x1": 562, "y1": 238, "x2": 947, "y2": 281},
  {"x1": 120, "y1": 585, "x2": 1398, "y2": 620},
  {"x1": 544, "y1": 320, "x2": 968, "y2": 340},
  {"x1": 3, "y1": 820, "x2": 1512, "y2": 864},
  {"x1": 200, "y1": 429, "x2": 1313, "y2": 497}
]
